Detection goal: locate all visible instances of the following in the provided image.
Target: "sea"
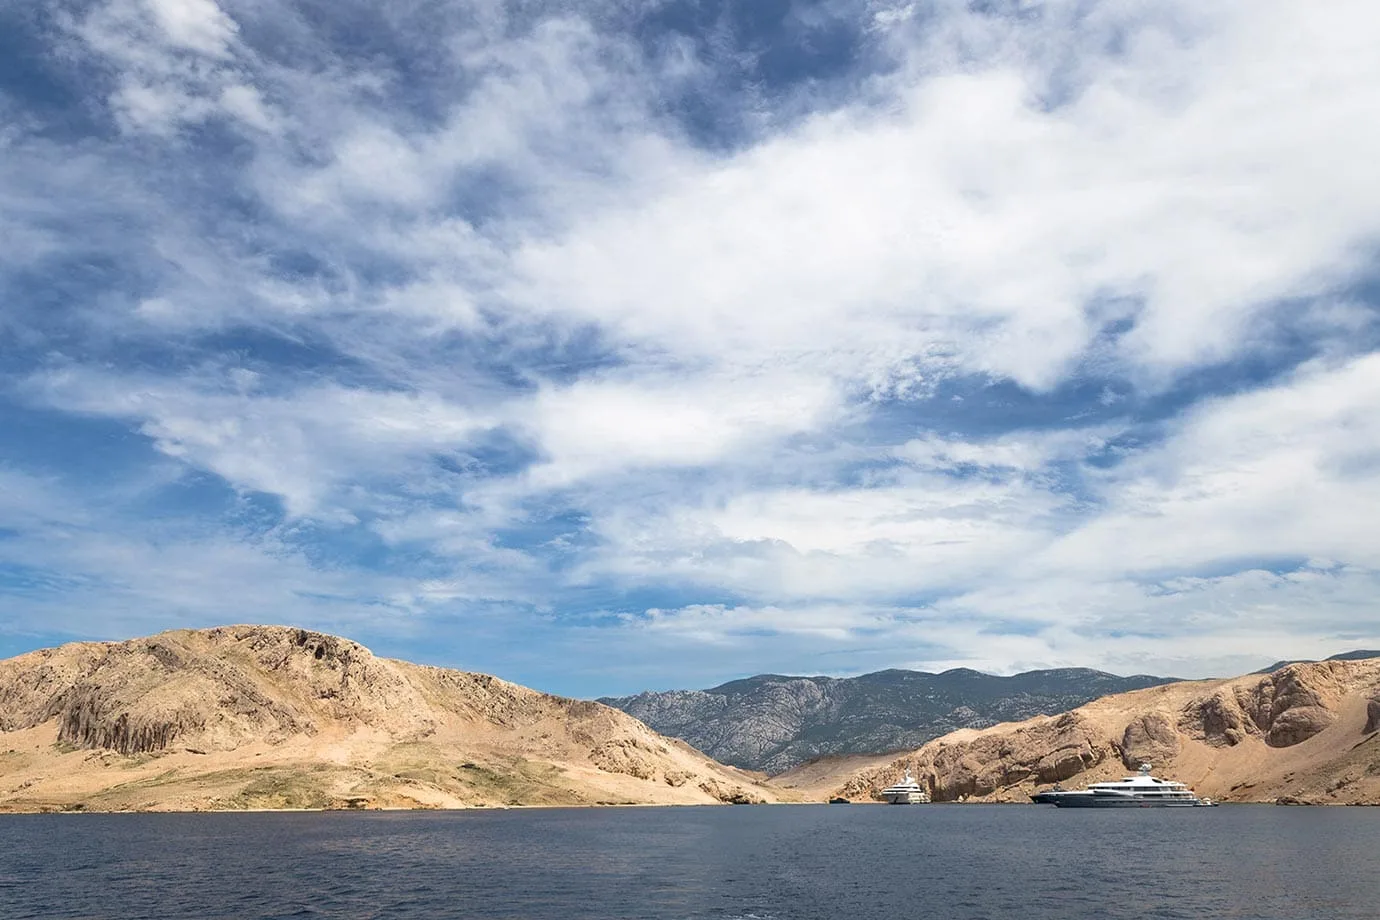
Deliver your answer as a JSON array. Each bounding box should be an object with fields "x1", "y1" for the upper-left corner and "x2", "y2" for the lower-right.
[{"x1": 3, "y1": 804, "x2": 1379, "y2": 919}]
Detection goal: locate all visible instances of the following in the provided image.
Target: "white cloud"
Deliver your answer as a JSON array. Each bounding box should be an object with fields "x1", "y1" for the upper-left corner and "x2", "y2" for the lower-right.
[
  {"x1": 145, "y1": 0, "x2": 239, "y2": 58},
  {"x1": 1032, "y1": 353, "x2": 1380, "y2": 579},
  {"x1": 6, "y1": 0, "x2": 1380, "y2": 689},
  {"x1": 554, "y1": 352, "x2": 1380, "y2": 674},
  {"x1": 614, "y1": 562, "x2": 1380, "y2": 682},
  {"x1": 510, "y1": 0, "x2": 1380, "y2": 394},
  {"x1": 0, "y1": 465, "x2": 414, "y2": 643},
  {"x1": 520, "y1": 371, "x2": 842, "y2": 487},
  {"x1": 67, "y1": 0, "x2": 263, "y2": 136},
  {"x1": 31, "y1": 368, "x2": 496, "y2": 519},
  {"x1": 217, "y1": 82, "x2": 275, "y2": 131},
  {"x1": 636, "y1": 603, "x2": 894, "y2": 645},
  {"x1": 894, "y1": 428, "x2": 1114, "y2": 473}
]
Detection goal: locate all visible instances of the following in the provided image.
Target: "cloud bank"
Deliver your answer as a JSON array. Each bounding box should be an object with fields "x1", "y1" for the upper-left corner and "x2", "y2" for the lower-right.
[{"x1": 2, "y1": 0, "x2": 1378, "y2": 694}]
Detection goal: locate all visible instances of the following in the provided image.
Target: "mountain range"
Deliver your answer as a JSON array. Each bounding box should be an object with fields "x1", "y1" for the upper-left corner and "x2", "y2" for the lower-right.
[{"x1": 600, "y1": 666, "x2": 1175, "y2": 774}]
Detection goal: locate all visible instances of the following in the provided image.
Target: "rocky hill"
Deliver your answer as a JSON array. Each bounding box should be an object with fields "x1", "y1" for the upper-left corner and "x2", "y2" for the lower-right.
[
  {"x1": 822, "y1": 657, "x2": 1380, "y2": 805},
  {"x1": 600, "y1": 667, "x2": 1174, "y2": 774},
  {"x1": 0, "y1": 626, "x2": 775, "y2": 812}
]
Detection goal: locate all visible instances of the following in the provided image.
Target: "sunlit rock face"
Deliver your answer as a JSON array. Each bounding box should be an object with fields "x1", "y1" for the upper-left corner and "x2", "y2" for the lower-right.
[{"x1": 0, "y1": 626, "x2": 777, "y2": 812}]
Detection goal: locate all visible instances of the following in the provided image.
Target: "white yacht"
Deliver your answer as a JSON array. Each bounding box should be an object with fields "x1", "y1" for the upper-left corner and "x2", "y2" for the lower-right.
[
  {"x1": 879, "y1": 770, "x2": 930, "y2": 804},
  {"x1": 1044, "y1": 764, "x2": 1216, "y2": 808}
]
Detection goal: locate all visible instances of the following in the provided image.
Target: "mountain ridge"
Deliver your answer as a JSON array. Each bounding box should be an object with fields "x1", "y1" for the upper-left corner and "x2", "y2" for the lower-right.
[{"x1": 701, "y1": 664, "x2": 1173, "y2": 694}]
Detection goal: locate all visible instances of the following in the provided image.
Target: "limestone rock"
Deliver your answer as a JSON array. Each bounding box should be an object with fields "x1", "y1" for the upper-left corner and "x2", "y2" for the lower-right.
[
  {"x1": 1120, "y1": 712, "x2": 1180, "y2": 768},
  {"x1": 697, "y1": 779, "x2": 764, "y2": 804},
  {"x1": 1180, "y1": 688, "x2": 1256, "y2": 746},
  {"x1": 1259, "y1": 665, "x2": 1342, "y2": 747},
  {"x1": 1365, "y1": 699, "x2": 1380, "y2": 735},
  {"x1": 842, "y1": 711, "x2": 1110, "y2": 802},
  {"x1": 589, "y1": 738, "x2": 662, "y2": 780}
]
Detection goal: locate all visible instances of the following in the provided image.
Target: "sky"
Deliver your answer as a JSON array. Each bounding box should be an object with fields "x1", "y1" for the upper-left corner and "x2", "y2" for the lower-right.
[{"x1": 2, "y1": 0, "x2": 1379, "y2": 698}]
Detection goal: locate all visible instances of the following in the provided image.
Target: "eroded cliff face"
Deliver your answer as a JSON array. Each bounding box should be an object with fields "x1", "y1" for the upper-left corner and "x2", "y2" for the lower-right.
[
  {"x1": 0, "y1": 626, "x2": 775, "y2": 812},
  {"x1": 1179, "y1": 663, "x2": 1348, "y2": 750},
  {"x1": 841, "y1": 711, "x2": 1112, "y2": 802},
  {"x1": 0, "y1": 628, "x2": 425, "y2": 756},
  {"x1": 835, "y1": 659, "x2": 1380, "y2": 805}
]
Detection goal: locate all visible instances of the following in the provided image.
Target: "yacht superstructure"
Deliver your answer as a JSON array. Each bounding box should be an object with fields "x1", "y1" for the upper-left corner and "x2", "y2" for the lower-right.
[{"x1": 879, "y1": 770, "x2": 930, "y2": 804}]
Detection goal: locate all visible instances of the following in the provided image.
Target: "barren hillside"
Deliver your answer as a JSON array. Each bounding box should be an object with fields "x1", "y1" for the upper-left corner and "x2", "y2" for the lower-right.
[
  {"x1": 0, "y1": 626, "x2": 776, "y2": 812},
  {"x1": 824, "y1": 658, "x2": 1380, "y2": 804}
]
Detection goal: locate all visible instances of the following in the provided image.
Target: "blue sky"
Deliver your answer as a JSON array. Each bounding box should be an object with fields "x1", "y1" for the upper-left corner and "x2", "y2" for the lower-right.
[{"x1": 2, "y1": 0, "x2": 1379, "y2": 697}]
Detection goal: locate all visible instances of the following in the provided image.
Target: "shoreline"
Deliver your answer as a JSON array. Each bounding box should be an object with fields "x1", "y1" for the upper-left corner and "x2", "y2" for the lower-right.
[{"x1": 3, "y1": 798, "x2": 1374, "y2": 815}]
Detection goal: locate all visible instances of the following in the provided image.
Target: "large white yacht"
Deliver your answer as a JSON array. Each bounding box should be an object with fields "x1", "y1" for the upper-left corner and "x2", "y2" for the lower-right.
[
  {"x1": 879, "y1": 770, "x2": 930, "y2": 804},
  {"x1": 1041, "y1": 764, "x2": 1216, "y2": 807}
]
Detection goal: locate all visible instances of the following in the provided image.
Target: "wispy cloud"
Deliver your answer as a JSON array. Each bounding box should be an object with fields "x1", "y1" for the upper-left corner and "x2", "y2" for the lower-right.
[{"x1": 2, "y1": 0, "x2": 1378, "y2": 694}]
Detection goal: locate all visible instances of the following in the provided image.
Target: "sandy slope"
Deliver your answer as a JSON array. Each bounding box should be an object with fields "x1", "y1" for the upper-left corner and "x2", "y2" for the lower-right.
[
  {"x1": 767, "y1": 752, "x2": 904, "y2": 800},
  {"x1": 0, "y1": 626, "x2": 778, "y2": 812},
  {"x1": 819, "y1": 659, "x2": 1380, "y2": 804}
]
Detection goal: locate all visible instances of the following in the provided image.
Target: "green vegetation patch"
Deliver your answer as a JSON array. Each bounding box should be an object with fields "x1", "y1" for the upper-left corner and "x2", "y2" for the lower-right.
[
  {"x1": 449, "y1": 758, "x2": 575, "y2": 806},
  {"x1": 233, "y1": 770, "x2": 334, "y2": 810},
  {"x1": 359, "y1": 744, "x2": 577, "y2": 806}
]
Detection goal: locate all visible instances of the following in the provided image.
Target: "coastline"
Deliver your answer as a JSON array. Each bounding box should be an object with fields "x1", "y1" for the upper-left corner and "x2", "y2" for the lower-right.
[{"x1": 4, "y1": 795, "x2": 1376, "y2": 815}]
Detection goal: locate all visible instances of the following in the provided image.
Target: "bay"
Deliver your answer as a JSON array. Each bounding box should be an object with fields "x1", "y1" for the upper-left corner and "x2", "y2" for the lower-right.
[{"x1": 3, "y1": 804, "x2": 1378, "y2": 919}]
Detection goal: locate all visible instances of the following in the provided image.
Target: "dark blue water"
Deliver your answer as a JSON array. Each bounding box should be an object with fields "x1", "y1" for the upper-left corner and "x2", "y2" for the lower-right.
[{"x1": 3, "y1": 804, "x2": 1378, "y2": 919}]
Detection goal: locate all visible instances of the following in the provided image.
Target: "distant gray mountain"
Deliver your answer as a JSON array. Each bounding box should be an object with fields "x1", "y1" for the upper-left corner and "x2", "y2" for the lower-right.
[
  {"x1": 600, "y1": 667, "x2": 1176, "y2": 775},
  {"x1": 1254, "y1": 649, "x2": 1380, "y2": 674}
]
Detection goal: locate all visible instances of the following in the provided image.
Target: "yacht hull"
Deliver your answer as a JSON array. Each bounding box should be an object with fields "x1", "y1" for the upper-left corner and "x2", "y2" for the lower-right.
[{"x1": 1052, "y1": 795, "x2": 1202, "y2": 808}]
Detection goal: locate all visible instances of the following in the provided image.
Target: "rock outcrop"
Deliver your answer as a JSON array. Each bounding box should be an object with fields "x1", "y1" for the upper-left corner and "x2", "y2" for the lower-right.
[
  {"x1": 829, "y1": 658, "x2": 1380, "y2": 805},
  {"x1": 840, "y1": 711, "x2": 1112, "y2": 802},
  {"x1": 1120, "y1": 711, "x2": 1180, "y2": 768},
  {"x1": 0, "y1": 626, "x2": 777, "y2": 812},
  {"x1": 1365, "y1": 698, "x2": 1380, "y2": 735},
  {"x1": 1175, "y1": 663, "x2": 1349, "y2": 750}
]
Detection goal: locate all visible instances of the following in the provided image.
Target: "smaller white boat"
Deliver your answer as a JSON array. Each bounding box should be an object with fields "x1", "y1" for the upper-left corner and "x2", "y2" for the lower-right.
[{"x1": 879, "y1": 769, "x2": 930, "y2": 804}]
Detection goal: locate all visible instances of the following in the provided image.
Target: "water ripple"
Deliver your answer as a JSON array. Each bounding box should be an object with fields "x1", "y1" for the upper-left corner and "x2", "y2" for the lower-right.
[{"x1": 1, "y1": 805, "x2": 1379, "y2": 919}]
